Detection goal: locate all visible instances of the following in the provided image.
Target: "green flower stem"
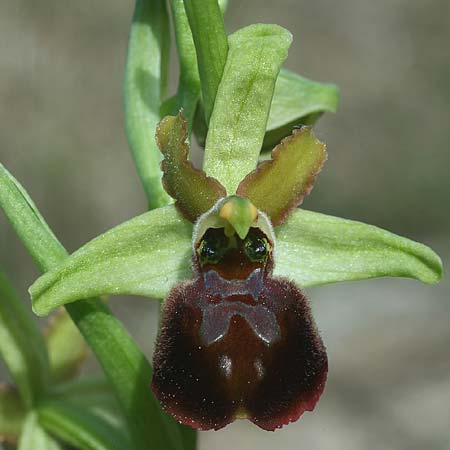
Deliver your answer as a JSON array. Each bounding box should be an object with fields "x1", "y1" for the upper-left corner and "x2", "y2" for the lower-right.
[
  {"x1": 38, "y1": 400, "x2": 132, "y2": 450},
  {"x1": 0, "y1": 270, "x2": 49, "y2": 408},
  {"x1": 124, "y1": 0, "x2": 172, "y2": 210},
  {"x1": 179, "y1": 425, "x2": 198, "y2": 450},
  {"x1": 0, "y1": 164, "x2": 185, "y2": 450},
  {"x1": 203, "y1": 24, "x2": 292, "y2": 193},
  {"x1": 183, "y1": 0, "x2": 228, "y2": 124},
  {"x1": 169, "y1": 0, "x2": 201, "y2": 131}
]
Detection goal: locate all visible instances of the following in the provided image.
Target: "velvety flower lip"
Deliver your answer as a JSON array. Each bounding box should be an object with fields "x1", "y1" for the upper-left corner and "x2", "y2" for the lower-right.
[{"x1": 152, "y1": 213, "x2": 328, "y2": 431}]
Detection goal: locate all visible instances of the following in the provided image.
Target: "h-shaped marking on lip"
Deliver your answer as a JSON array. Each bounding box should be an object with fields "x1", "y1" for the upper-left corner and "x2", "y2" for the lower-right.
[
  {"x1": 199, "y1": 269, "x2": 281, "y2": 346},
  {"x1": 203, "y1": 268, "x2": 265, "y2": 300}
]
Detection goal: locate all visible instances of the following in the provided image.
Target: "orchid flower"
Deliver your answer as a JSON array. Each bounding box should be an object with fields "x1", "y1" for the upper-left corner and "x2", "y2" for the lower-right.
[
  {"x1": 15, "y1": 0, "x2": 441, "y2": 440},
  {"x1": 28, "y1": 22, "x2": 442, "y2": 432}
]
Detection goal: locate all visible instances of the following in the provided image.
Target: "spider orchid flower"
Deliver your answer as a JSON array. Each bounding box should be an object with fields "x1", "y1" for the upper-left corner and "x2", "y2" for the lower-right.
[{"x1": 28, "y1": 23, "x2": 442, "y2": 433}]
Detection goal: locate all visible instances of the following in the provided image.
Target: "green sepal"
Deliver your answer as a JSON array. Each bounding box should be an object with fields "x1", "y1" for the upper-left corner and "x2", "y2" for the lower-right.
[
  {"x1": 38, "y1": 400, "x2": 132, "y2": 450},
  {"x1": 30, "y1": 205, "x2": 193, "y2": 316},
  {"x1": 192, "y1": 68, "x2": 339, "y2": 151},
  {"x1": 262, "y1": 68, "x2": 339, "y2": 150},
  {"x1": 238, "y1": 126, "x2": 327, "y2": 226},
  {"x1": 274, "y1": 209, "x2": 443, "y2": 287},
  {"x1": 17, "y1": 412, "x2": 62, "y2": 450},
  {"x1": 0, "y1": 269, "x2": 49, "y2": 407},
  {"x1": 45, "y1": 309, "x2": 88, "y2": 383},
  {"x1": 157, "y1": 112, "x2": 226, "y2": 222},
  {"x1": 203, "y1": 24, "x2": 292, "y2": 194},
  {"x1": 0, "y1": 384, "x2": 26, "y2": 445},
  {"x1": 183, "y1": 0, "x2": 228, "y2": 124},
  {"x1": 124, "y1": 0, "x2": 172, "y2": 210}
]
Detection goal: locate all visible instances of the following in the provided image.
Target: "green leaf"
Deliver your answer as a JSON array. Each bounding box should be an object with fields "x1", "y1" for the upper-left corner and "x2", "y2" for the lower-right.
[
  {"x1": 0, "y1": 164, "x2": 67, "y2": 273},
  {"x1": 274, "y1": 209, "x2": 443, "y2": 287},
  {"x1": 183, "y1": 0, "x2": 228, "y2": 124},
  {"x1": 178, "y1": 424, "x2": 197, "y2": 450},
  {"x1": 30, "y1": 205, "x2": 193, "y2": 316},
  {"x1": 45, "y1": 309, "x2": 88, "y2": 383},
  {"x1": 238, "y1": 126, "x2": 326, "y2": 226},
  {"x1": 124, "y1": 0, "x2": 172, "y2": 210},
  {"x1": 65, "y1": 301, "x2": 185, "y2": 450},
  {"x1": 169, "y1": 0, "x2": 201, "y2": 132},
  {"x1": 203, "y1": 24, "x2": 292, "y2": 193},
  {"x1": 0, "y1": 270, "x2": 49, "y2": 407},
  {"x1": 0, "y1": 166, "x2": 185, "y2": 450},
  {"x1": 0, "y1": 384, "x2": 25, "y2": 444},
  {"x1": 262, "y1": 69, "x2": 339, "y2": 150},
  {"x1": 18, "y1": 412, "x2": 61, "y2": 450},
  {"x1": 38, "y1": 400, "x2": 132, "y2": 450},
  {"x1": 157, "y1": 112, "x2": 226, "y2": 221}
]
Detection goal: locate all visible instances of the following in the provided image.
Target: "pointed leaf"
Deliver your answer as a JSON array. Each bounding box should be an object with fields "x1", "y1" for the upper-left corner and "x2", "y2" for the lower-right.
[
  {"x1": 0, "y1": 384, "x2": 25, "y2": 445},
  {"x1": 238, "y1": 126, "x2": 326, "y2": 226},
  {"x1": 0, "y1": 270, "x2": 49, "y2": 407},
  {"x1": 183, "y1": 0, "x2": 228, "y2": 123},
  {"x1": 203, "y1": 24, "x2": 292, "y2": 193},
  {"x1": 1, "y1": 166, "x2": 186, "y2": 450},
  {"x1": 263, "y1": 69, "x2": 339, "y2": 150},
  {"x1": 0, "y1": 163, "x2": 67, "y2": 272},
  {"x1": 30, "y1": 205, "x2": 193, "y2": 316},
  {"x1": 124, "y1": 0, "x2": 172, "y2": 209},
  {"x1": 18, "y1": 413, "x2": 61, "y2": 450},
  {"x1": 38, "y1": 400, "x2": 132, "y2": 450},
  {"x1": 274, "y1": 209, "x2": 443, "y2": 287},
  {"x1": 169, "y1": 0, "x2": 200, "y2": 132},
  {"x1": 157, "y1": 112, "x2": 226, "y2": 221},
  {"x1": 45, "y1": 309, "x2": 88, "y2": 383}
]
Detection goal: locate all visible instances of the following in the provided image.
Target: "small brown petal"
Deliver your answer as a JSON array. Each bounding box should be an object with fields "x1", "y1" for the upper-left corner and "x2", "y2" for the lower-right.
[
  {"x1": 237, "y1": 126, "x2": 327, "y2": 226},
  {"x1": 156, "y1": 111, "x2": 227, "y2": 223}
]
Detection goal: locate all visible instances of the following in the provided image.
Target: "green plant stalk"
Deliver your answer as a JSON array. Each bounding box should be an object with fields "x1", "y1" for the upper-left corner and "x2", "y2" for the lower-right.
[
  {"x1": 124, "y1": 0, "x2": 172, "y2": 210},
  {"x1": 0, "y1": 270, "x2": 50, "y2": 408},
  {"x1": 183, "y1": 0, "x2": 228, "y2": 124},
  {"x1": 0, "y1": 164, "x2": 185, "y2": 450},
  {"x1": 169, "y1": 0, "x2": 201, "y2": 131}
]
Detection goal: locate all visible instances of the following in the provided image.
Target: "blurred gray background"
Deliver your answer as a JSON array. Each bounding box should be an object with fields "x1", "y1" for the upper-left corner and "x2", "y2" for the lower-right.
[{"x1": 0, "y1": 0, "x2": 449, "y2": 449}]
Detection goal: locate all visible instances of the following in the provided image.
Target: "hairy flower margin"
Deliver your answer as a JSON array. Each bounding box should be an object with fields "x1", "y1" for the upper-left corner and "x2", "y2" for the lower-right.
[{"x1": 0, "y1": 0, "x2": 442, "y2": 446}]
